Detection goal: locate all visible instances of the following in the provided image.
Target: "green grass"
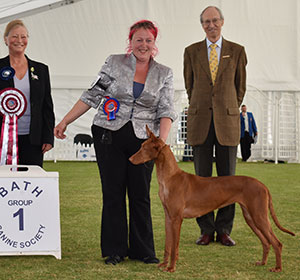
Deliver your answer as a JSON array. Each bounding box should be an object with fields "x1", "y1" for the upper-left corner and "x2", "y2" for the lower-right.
[{"x1": 1, "y1": 160, "x2": 299, "y2": 280}]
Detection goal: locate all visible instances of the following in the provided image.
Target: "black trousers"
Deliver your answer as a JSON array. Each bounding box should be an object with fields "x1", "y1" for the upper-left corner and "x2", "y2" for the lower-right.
[
  {"x1": 18, "y1": 135, "x2": 43, "y2": 167},
  {"x1": 92, "y1": 122, "x2": 156, "y2": 258},
  {"x1": 192, "y1": 120, "x2": 236, "y2": 236},
  {"x1": 240, "y1": 131, "x2": 252, "y2": 161}
]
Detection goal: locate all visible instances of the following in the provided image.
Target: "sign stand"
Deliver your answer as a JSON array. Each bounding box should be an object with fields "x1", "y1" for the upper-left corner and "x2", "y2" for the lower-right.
[{"x1": 0, "y1": 165, "x2": 61, "y2": 259}]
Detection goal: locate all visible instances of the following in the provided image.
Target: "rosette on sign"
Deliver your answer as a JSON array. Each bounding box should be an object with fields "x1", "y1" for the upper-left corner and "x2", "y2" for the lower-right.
[
  {"x1": 0, "y1": 88, "x2": 27, "y2": 165},
  {"x1": 103, "y1": 97, "x2": 120, "y2": 120}
]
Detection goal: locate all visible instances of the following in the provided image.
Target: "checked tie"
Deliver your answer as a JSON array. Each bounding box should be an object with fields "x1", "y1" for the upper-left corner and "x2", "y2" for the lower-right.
[{"x1": 209, "y1": 44, "x2": 218, "y2": 85}]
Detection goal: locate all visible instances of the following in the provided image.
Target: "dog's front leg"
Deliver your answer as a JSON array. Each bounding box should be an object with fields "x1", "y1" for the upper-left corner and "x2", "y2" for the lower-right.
[
  {"x1": 166, "y1": 216, "x2": 183, "y2": 272},
  {"x1": 158, "y1": 207, "x2": 172, "y2": 270}
]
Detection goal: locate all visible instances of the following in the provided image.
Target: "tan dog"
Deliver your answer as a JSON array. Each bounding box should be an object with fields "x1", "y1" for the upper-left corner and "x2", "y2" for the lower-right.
[{"x1": 129, "y1": 126, "x2": 295, "y2": 273}]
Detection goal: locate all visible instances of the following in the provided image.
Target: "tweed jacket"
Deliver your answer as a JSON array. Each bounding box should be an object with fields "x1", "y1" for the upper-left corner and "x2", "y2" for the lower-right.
[
  {"x1": 81, "y1": 53, "x2": 177, "y2": 139},
  {"x1": 0, "y1": 55, "x2": 55, "y2": 146},
  {"x1": 184, "y1": 38, "x2": 247, "y2": 146}
]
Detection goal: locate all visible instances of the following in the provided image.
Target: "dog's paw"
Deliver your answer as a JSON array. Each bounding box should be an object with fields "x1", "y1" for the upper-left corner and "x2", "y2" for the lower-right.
[
  {"x1": 269, "y1": 267, "x2": 282, "y2": 272},
  {"x1": 158, "y1": 262, "x2": 168, "y2": 269},
  {"x1": 255, "y1": 260, "x2": 266, "y2": 266},
  {"x1": 165, "y1": 266, "x2": 176, "y2": 273}
]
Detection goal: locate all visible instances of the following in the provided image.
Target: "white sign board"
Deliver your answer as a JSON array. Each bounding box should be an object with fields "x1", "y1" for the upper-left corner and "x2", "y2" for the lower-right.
[
  {"x1": 76, "y1": 145, "x2": 96, "y2": 161},
  {"x1": 0, "y1": 165, "x2": 61, "y2": 259}
]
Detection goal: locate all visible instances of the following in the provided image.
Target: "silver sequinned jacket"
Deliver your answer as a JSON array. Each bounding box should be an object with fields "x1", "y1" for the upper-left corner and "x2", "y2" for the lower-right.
[{"x1": 80, "y1": 53, "x2": 177, "y2": 139}]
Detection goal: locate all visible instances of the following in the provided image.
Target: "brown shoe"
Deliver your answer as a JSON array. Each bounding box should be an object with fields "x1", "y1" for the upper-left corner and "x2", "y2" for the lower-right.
[
  {"x1": 195, "y1": 234, "x2": 214, "y2": 245},
  {"x1": 216, "y1": 234, "x2": 236, "y2": 246}
]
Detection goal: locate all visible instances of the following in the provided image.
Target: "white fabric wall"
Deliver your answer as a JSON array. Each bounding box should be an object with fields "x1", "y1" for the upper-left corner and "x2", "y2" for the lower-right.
[
  {"x1": 0, "y1": 0, "x2": 299, "y2": 146},
  {"x1": 1, "y1": 0, "x2": 299, "y2": 90}
]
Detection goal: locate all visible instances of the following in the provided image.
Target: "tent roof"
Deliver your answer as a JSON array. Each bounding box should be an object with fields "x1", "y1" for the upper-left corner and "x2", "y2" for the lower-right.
[{"x1": 0, "y1": 0, "x2": 83, "y2": 24}]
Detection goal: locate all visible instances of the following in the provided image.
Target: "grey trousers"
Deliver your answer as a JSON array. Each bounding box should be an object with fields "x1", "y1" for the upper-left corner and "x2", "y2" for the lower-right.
[{"x1": 193, "y1": 120, "x2": 237, "y2": 236}]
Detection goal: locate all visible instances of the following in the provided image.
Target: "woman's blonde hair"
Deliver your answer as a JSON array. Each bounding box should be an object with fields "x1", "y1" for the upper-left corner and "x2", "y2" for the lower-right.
[{"x1": 4, "y1": 19, "x2": 28, "y2": 41}]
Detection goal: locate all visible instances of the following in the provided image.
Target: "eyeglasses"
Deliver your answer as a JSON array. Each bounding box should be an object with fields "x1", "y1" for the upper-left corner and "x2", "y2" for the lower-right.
[{"x1": 202, "y1": 18, "x2": 222, "y2": 27}]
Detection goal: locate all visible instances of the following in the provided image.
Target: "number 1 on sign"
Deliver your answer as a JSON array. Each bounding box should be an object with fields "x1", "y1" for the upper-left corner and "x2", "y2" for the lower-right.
[{"x1": 13, "y1": 208, "x2": 24, "y2": 231}]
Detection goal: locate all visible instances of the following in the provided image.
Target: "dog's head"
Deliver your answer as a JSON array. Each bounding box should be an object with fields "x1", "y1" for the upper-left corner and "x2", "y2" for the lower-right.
[{"x1": 129, "y1": 125, "x2": 166, "y2": 165}]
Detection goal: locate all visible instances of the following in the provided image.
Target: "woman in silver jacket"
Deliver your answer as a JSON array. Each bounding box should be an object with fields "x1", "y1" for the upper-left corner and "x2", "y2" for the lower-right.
[{"x1": 54, "y1": 20, "x2": 177, "y2": 265}]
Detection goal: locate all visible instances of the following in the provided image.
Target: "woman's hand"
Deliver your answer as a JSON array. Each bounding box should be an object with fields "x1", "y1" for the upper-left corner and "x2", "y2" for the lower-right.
[
  {"x1": 53, "y1": 100, "x2": 91, "y2": 140},
  {"x1": 42, "y1": 143, "x2": 53, "y2": 154},
  {"x1": 54, "y1": 121, "x2": 68, "y2": 139}
]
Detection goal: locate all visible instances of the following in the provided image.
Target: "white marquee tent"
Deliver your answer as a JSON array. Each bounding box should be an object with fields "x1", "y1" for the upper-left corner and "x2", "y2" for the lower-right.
[{"x1": 0, "y1": 0, "x2": 299, "y2": 162}]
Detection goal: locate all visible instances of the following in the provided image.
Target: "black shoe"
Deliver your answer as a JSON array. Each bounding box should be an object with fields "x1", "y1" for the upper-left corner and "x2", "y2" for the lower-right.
[
  {"x1": 104, "y1": 255, "x2": 124, "y2": 265},
  {"x1": 142, "y1": 256, "x2": 160, "y2": 264},
  {"x1": 129, "y1": 255, "x2": 160, "y2": 264}
]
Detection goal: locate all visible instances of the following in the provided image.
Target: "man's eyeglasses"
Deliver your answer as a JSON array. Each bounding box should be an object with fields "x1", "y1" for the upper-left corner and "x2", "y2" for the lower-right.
[{"x1": 202, "y1": 18, "x2": 222, "y2": 27}]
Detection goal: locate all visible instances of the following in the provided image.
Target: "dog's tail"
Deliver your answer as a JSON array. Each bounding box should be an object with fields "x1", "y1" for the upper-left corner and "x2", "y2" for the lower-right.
[{"x1": 268, "y1": 190, "x2": 295, "y2": 236}]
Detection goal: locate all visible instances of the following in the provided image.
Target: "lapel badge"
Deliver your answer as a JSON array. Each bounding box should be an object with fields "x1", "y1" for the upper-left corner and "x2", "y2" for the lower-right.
[{"x1": 0, "y1": 66, "x2": 15, "y2": 81}]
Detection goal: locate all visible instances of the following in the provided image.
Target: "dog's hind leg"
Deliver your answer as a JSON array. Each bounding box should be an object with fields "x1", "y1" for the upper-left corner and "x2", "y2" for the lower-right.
[
  {"x1": 267, "y1": 231, "x2": 282, "y2": 272},
  {"x1": 251, "y1": 214, "x2": 283, "y2": 272},
  {"x1": 240, "y1": 205, "x2": 271, "y2": 267}
]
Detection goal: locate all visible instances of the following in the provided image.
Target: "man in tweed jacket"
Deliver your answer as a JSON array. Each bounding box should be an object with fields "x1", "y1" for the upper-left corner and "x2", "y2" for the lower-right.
[{"x1": 183, "y1": 6, "x2": 247, "y2": 247}]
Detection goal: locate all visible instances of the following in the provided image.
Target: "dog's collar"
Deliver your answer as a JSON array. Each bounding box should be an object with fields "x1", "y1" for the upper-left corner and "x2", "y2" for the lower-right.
[{"x1": 157, "y1": 143, "x2": 167, "y2": 155}]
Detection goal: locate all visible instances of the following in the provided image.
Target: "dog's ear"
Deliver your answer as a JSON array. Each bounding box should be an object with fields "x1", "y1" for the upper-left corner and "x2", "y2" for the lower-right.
[
  {"x1": 146, "y1": 125, "x2": 159, "y2": 142},
  {"x1": 146, "y1": 125, "x2": 151, "y2": 137},
  {"x1": 146, "y1": 125, "x2": 156, "y2": 138}
]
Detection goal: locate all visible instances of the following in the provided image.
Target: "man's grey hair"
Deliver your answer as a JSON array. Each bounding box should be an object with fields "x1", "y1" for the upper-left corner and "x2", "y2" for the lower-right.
[{"x1": 200, "y1": 6, "x2": 224, "y2": 23}]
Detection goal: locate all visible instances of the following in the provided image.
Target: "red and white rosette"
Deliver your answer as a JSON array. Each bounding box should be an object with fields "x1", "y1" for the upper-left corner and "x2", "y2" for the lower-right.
[{"x1": 0, "y1": 88, "x2": 27, "y2": 165}]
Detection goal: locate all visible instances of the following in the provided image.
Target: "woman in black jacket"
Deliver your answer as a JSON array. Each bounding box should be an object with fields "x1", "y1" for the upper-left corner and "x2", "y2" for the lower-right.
[{"x1": 0, "y1": 19, "x2": 54, "y2": 167}]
